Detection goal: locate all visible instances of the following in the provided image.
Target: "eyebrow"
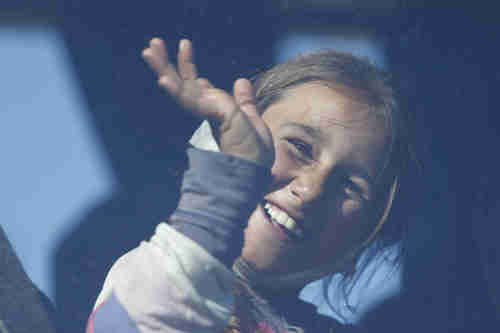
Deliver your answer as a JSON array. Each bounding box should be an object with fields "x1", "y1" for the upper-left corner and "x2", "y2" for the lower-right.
[{"x1": 279, "y1": 122, "x2": 325, "y2": 142}]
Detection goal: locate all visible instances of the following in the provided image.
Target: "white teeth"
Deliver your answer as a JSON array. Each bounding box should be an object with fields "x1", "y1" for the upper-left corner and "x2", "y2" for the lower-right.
[
  {"x1": 284, "y1": 217, "x2": 295, "y2": 231},
  {"x1": 263, "y1": 202, "x2": 303, "y2": 238},
  {"x1": 275, "y1": 210, "x2": 287, "y2": 223}
]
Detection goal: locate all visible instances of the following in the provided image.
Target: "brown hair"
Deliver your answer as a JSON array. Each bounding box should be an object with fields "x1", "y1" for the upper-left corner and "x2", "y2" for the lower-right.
[{"x1": 251, "y1": 50, "x2": 417, "y2": 318}]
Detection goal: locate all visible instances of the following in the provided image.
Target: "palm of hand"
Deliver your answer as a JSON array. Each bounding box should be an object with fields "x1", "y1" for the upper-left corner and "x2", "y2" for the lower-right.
[{"x1": 142, "y1": 38, "x2": 275, "y2": 168}]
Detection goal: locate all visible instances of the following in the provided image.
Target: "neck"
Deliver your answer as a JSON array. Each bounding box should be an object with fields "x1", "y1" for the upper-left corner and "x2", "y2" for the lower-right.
[
  {"x1": 232, "y1": 257, "x2": 320, "y2": 332},
  {"x1": 232, "y1": 257, "x2": 313, "y2": 296},
  {"x1": 232, "y1": 254, "x2": 357, "y2": 295}
]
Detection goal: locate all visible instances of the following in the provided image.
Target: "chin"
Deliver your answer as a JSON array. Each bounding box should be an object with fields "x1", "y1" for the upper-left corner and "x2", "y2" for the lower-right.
[{"x1": 242, "y1": 208, "x2": 281, "y2": 265}]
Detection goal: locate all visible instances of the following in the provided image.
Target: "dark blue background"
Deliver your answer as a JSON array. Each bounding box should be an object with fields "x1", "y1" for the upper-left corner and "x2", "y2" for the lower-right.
[{"x1": 2, "y1": 2, "x2": 499, "y2": 332}]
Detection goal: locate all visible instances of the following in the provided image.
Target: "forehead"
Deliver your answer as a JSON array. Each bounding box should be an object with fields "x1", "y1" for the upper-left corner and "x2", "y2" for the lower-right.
[
  {"x1": 263, "y1": 83, "x2": 390, "y2": 178},
  {"x1": 278, "y1": 83, "x2": 381, "y2": 125}
]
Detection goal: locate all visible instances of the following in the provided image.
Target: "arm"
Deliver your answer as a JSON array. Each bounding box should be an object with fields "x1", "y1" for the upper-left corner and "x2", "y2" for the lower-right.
[
  {"x1": 87, "y1": 149, "x2": 271, "y2": 333},
  {"x1": 87, "y1": 38, "x2": 274, "y2": 333}
]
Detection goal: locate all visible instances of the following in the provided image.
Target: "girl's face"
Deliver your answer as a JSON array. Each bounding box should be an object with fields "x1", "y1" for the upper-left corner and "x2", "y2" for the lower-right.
[{"x1": 242, "y1": 83, "x2": 390, "y2": 276}]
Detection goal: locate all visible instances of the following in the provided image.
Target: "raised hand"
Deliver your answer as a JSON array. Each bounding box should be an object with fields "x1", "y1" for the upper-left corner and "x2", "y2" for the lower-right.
[{"x1": 142, "y1": 38, "x2": 274, "y2": 168}]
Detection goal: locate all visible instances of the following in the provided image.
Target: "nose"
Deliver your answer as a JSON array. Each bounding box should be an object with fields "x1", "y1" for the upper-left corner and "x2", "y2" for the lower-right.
[{"x1": 288, "y1": 169, "x2": 330, "y2": 206}]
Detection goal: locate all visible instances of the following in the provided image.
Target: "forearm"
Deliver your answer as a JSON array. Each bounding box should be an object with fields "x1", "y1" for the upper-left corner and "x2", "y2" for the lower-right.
[{"x1": 170, "y1": 147, "x2": 271, "y2": 267}]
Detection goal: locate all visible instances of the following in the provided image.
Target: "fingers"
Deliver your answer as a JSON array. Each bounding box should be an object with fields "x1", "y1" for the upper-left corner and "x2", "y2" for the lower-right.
[
  {"x1": 143, "y1": 38, "x2": 207, "y2": 95},
  {"x1": 178, "y1": 39, "x2": 198, "y2": 80},
  {"x1": 142, "y1": 38, "x2": 174, "y2": 78},
  {"x1": 150, "y1": 38, "x2": 169, "y2": 73},
  {"x1": 196, "y1": 78, "x2": 213, "y2": 89},
  {"x1": 142, "y1": 37, "x2": 236, "y2": 127}
]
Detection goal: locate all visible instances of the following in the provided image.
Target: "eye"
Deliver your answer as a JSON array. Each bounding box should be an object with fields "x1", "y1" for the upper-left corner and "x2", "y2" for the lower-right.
[{"x1": 286, "y1": 138, "x2": 313, "y2": 160}]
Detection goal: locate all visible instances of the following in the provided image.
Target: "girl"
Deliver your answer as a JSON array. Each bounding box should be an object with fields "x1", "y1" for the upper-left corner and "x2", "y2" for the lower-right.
[{"x1": 87, "y1": 37, "x2": 411, "y2": 333}]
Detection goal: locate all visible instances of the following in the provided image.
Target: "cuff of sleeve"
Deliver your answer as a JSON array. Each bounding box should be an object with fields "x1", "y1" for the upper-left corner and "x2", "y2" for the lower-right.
[{"x1": 176, "y1": 147, "x2": 272, "y2": 226}]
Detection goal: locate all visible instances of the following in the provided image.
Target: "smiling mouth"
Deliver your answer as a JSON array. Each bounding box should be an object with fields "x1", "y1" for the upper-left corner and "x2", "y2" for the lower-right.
[{"x1": 262, "y1": 201, "x2": 305, "y2": 241}]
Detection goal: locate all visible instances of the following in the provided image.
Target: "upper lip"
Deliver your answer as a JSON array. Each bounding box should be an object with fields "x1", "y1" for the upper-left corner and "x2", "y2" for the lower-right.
[{"x1": 263, "y1": 199, "x2": 307, "y2": 232}]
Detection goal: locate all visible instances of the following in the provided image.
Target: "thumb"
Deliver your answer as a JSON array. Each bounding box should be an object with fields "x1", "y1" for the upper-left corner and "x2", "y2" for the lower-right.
[
  {"x1": 233, "y1": 78, "x2": 274, "y2": 167},
  {"x1": 233, "y1": 78, "x2": 270, "y2": 141},
  {"x1": 233, "y1": 78, "x2": 256, "y2": 113}
]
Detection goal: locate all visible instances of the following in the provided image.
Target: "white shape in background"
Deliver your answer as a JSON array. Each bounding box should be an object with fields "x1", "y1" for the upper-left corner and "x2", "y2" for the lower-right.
[
  {"x1": 273, "y1": 31, "x2": 400, "y2": 324},
  {"x1": 0, "y1": 25, "x2": 116, "y2": 301}
]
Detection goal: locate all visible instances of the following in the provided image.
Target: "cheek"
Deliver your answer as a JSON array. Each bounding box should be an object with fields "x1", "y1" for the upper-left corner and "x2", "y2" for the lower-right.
[
  {"x1": 324, "y1": 193, "x2": 364, "y2": 223},
  {"x1": 318, "y1": 198, "x2": 369, "y2": 251}
]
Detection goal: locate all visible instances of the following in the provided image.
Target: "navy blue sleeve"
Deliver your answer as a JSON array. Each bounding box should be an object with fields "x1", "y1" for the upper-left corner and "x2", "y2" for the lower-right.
[
  {"x1": 0, "y1": 226, "x2": 57, "y2": 333},
  {"x1": 169, "y1": 147, "x2": 272, "y2": 267}
]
